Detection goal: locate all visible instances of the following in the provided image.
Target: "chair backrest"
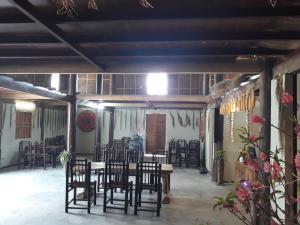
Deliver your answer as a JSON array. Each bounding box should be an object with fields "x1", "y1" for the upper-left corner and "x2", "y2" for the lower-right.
[
  {"x1": 152, "y1": 150, "x2": 168, "y2": 164},
  {"x1": 136, "y1": 161, "x2": 161, "y2": 192},
  {"x1": 66, "y1": 159, "x2": 91, "y2": 186},
  {"x1": 126, "y1": 149, "x2": 143, "y2": 163},
  {"x1": 189, "y1": 140, "x2": 199, "y2": 151},
  {"x1": 19, "y1": 140, "x2": 31, "y2": 153},
  {"x1": 177, "y1": 139, "x2": 187, "y2": 150},
  {"x1": 104, "y1": 161, "x2": 129, "y2": 188},
  {"x1": 105, "y1": 148, "x2": 117, "y2": 162},
  {"x1": 34, "y1": 141, "x2": 45, "y2": 154},
  {"x1": 95, "y1": 144, "x2": 108, "y2": 162},
  {"x1": 122, "y1": 137, "x2": 131, "y2": 149}
]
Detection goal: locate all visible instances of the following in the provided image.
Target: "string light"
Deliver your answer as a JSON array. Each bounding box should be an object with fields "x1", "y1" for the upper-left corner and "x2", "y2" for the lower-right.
[{"x1": 230, "y1": 112, "x2": 234, "y2": 142}]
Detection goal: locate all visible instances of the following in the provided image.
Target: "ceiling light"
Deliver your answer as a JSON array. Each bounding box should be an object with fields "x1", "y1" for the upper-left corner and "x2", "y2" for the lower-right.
[
  {"x1": 147, "y1": 73, "x2": 168, "y2": 95},
  {"x1": 15, "y1": 101, "x2": 36, "y2": 112}
]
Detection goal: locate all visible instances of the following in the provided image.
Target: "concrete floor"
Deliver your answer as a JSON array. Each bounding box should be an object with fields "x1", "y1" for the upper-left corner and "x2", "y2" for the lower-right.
[{"x1": 0, "y1": 167, "x2": 242, "y2": 225}]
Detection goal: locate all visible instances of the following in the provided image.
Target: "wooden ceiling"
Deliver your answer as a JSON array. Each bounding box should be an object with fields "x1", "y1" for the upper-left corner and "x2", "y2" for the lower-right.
[{"x1": 0, "y1": 0, "x2": 300, "y2": 73}]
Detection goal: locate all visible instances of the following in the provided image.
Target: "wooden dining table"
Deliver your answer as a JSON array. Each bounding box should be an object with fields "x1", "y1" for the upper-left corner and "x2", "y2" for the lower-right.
[{"x1": 91, "y1": 162, "x2": 174, "y2": 204}]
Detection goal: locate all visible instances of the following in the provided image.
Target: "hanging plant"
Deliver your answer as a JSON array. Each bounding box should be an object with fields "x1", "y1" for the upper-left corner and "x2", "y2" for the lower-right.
[
  {"x1": 170, "y1": 111, "x2": 175, "y2": 127},
  {"x1": 52, "y1": 0, "x2": 153, "y2": 17}
]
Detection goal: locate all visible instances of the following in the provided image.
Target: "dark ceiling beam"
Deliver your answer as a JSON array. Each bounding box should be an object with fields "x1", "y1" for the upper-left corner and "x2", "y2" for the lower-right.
[
  {"x1": 1, "y1": 31, "x2": 300, "y2": 44},
  {"x1": 8, "y1": 0, "x2": 105, "y2": 72},
  {"x1": 0, "y1": 58, "x2": 263, "y2": 73},
  {"x1": 0, "y1": 47, "x2": 290, "y2": 58},
  {"x1": 1, "y1": 7, "x2": 300, "y2": 23}
]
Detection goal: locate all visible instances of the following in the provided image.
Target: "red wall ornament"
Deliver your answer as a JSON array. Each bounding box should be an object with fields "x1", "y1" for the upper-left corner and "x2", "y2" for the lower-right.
[{"x1": 77, "y1": 110, "x2": 96, "y2": 132}]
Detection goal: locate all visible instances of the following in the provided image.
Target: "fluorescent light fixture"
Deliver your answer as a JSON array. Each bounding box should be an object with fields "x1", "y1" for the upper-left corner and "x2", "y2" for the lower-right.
[
  {"x1": 250, "y1": 74, "x2": 260, "y2": 80},
  {"x1": 15, "y1": 101, "x2": 36, "y2": 112},
  {"x1": 147, "y1": 73, "x2": 168, "y2": 95},
  {"x1": 97, "y1": 103, "x2": 105, "y2": 110},
  {"x1": 85, "y1": 101, "x2": 105, "y2": 110},
  {"x1": 240, "y1": 81, "x2": 250, "y2": 87},
  {"x1": 51, "y1": 73, "x2": 60, "y2": 91}
]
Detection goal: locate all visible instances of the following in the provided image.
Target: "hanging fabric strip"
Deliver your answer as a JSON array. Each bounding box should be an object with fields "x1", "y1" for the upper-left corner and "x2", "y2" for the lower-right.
[
  {"x1": 170, "y1": 111, "x2": 175, "y2": 127},
  {"x1": 138, "y1": 108, "x2": 141, "y2": 131},
  {"x1": 120, "y1": 109, "x2": 123, "y2": 130},
  {"x1": 143, "y1": 110, "x2": 146, "y2": 129},
  {"x1": 0, "y1": 103, "x2": 7, "y2": 135},
  {"x1": 130, "y1": 110, "x2": 132, "y2": 131},
  {"x1": 125, "y1": 109, "x2": 127, "y2": 129},
  {"x1": 9, "y1": 104, "x2": 12, "y2": 128},
  {"x1": 135, "y1": 110, "x2": 138, "y2": 131},
  {"x1": 32, "y1": 109, "x2": 35, "y2": 128},
  {"x1": 192, "y1": 111, "x2": 195, "y2": 129},
  {"x1": 37, "y1": 108, "x2": 40, "y2": 129},
  {"x1": 114, "y1": 110, "x2": 116, "y2": 130},
  {"x1": 102, "y1": 110, "x2": 105, "y2": 128}
]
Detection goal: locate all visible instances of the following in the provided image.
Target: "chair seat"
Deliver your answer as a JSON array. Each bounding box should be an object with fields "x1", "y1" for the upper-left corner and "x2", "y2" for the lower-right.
[{"x1": 69, "y1": 181, "x2": 96, "y2": 188}]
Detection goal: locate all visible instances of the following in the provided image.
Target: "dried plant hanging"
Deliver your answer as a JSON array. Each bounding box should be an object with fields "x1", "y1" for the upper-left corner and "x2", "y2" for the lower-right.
[
  {"x1": 170, "y1": 111, "x2": 175, "y2": 127},
  {"x1": 53, "y1": 0, "x2": 153, "y2": 17},
  {"x1": 192, "y1": 111, "x2": 195, "y2": 130},
  {"x1": 177, "y1": 111, "x2": 183, "y2": 127}
]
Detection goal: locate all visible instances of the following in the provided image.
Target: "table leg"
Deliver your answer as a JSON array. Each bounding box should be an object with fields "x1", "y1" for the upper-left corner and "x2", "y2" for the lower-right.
[{"x1": 162, "y1": 174, "x2": 171, "y2": 204}]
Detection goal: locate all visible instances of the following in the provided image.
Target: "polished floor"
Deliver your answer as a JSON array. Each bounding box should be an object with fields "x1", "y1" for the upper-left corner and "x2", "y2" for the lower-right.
[{"x1": 0, "y1": 167, "x2": 242, "y2": 225}]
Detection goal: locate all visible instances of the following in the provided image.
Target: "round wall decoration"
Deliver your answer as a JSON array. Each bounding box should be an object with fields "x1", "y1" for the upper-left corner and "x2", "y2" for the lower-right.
[{"x1": 77, "y1": 110, "x2": 96, "y2": 132}]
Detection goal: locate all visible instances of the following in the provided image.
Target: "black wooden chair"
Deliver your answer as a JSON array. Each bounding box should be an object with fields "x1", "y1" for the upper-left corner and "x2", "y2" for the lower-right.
[
  {"x1": 134, "y1": 161, "x2": 162, "y2": 217},
  {"x1": 152, "y1": 150, "x2": 168, "y2": 164},
  {"x1": 95, "y1": 144, "x2": 108, "y2": 192},
  {"x1": 126, "y1": 149, "x2": 143, "y2": 163},
  {"x1": 22, "y1": 141, "x2": 34, "y2": 169},
  {"x1": 103, "y1": 161, "x2": 133, "y2": 214},
  {"x1": 188, "y1": 140, "x2": 200, "y2": 167},
  {"x1": 168, "y1": 141, "x2": 177, "y2": 165},
  {"x1": 177, "y1": 139, "x2": 188, "y2": 167},
  {"x1": 34, "y1": 141, "x2": 48, "y2": 169},
  {"x1": 65, "y1": 159, "x2": 96, "y2": 214}
]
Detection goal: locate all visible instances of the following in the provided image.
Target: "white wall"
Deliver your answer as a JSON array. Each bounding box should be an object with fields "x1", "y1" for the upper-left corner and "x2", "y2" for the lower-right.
[
  {"x1": 0, "y1": 103, "x2": 67, "y2": 168},
  {"x1": 76, "y1": 107, "x2": 201, "y2": 154}
]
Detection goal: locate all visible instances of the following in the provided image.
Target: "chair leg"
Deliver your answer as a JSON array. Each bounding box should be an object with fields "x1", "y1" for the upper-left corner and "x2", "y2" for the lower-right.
[
  {"x1": 125, "y1": 189, "x2": 128, "y2": 214},
  {"x1": 110, "y1": 188, "x2": 114, "y2": 204},
  {"x1": 130, "y1": 186, "x2": 133, "y2": 206},
  {"x1": 87, "y1": 187, "x2": 91, "y2": 214},
  {"x1": 94, "y1": 183, "x2": 97, "y2": 205},
  {"x1": 134, "y1": 187, "x2": 138, "y2": 215},
  {"x1": 73, "y1": 188, "x2": 77, "y2": 205},
  {"x1": 103, "y1": 189, "x2": 107, "y2": 213},
  {"x1": 65, "y1": 187, "x2": 69, "y2": 213}
]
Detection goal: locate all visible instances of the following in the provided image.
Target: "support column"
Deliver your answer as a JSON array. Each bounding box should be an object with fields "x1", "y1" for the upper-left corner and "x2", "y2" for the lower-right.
[
  {"x1": 70, "y1": 74, "x2": 77, "y2": 156},
  {"x1": 40, "y1": 104, "x2": 45, "y2": 141},
  {"x1": 258, "y1": 60, "x2": 272, "y2": 225},
  {"x1": 284, "y1": 73, "x2": 297, "y2": 225},
  {"x1": 108, "y1": 107, "x2": 115, "y2": 146}
]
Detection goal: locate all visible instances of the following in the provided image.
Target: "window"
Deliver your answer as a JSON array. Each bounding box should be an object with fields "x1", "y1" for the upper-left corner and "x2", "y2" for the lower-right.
[
  {"x1": 16, "y1": 112, "x2": 32, "y2": 139},
  {"x1": 146, "y1": 73, "x2": 168, "y2": 95},
  {"x1": 51, "y1": 73, "x2": 60, "y2": 91}
]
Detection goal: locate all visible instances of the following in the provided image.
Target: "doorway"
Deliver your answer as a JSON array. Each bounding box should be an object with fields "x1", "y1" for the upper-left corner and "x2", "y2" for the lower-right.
[{"x1": 146, "y1": 114, "x2": 166, "y2": 153}]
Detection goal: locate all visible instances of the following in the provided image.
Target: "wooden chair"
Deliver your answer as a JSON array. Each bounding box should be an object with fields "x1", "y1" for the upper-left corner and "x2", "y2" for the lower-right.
[
  {"x1": 22, "y1": 141, "x2": 34, "y2": 169},
  {"x1": 168, "y1": 141, "x2": 177, "y2": 165},
  {"x1": 188, "y1": 140, "x2": 200, "y2": 167},
  {"x1": 177, "y1": 139, "x2": 188, "y2": 167},
  {"x1": 95, "y1": 144, "x2": 108, "y2": 192},
  {"x1": 134, "y1": 161, "x2": 162, "y2": 216},
  {"x1": 18, "y1": 140, "x2": 31, "y2": 169},
  {"x1": 126, "y1": 149, "x2": 143, "y2": 163},
  {"x1": 34, "y1": 141, "x2": 48, "y2": 169},
  {"x1": 103, "y1": 161, "x2": 133, "y2": 214},
  {"x1": 152, "y1": 150, "x2": 168, "y2": 164},
  {"x1": 65, "y1": 159, "x2": 96, "y2": 214}
]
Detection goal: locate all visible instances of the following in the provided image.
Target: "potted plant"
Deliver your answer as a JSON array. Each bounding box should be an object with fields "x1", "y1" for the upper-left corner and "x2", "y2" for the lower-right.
[
  {"x1": 215, "y1": 149, "x2": 224, "y2": 185},
  {"x1": 59, "y1": 149, "x2": 72, "y2": 171}
]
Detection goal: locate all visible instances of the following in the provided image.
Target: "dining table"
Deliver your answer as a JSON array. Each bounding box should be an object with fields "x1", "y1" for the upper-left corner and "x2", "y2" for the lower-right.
[{"x1": 91, "y1": 162, "x2": 174, "y2": 204}]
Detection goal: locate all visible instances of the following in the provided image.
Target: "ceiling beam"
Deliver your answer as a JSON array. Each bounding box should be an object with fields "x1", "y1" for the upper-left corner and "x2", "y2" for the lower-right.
[
  {"x1": 1, "y1": 7, "x2": 300, "y2": 23},
  {"x1": 0, "y1": 47, "x2": 289, "y2": 58},
  {"x1": 1, "y1": 31, "x2": 300, "y2": 44},
  {"x1": 0, "y1": 58, "x2": 264, "y2": 73},
  {"x1": 8, "y1": 0, "x2": 105, "y2": 72},
  {"x1": 77, "y1": 94, "x2": 211, "y2": 103}
]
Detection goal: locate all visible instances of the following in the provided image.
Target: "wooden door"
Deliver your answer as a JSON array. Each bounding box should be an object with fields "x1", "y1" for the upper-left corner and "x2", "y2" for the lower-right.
[{"x1": 146, "y1": 114, "x2": 166, "y2": 153}]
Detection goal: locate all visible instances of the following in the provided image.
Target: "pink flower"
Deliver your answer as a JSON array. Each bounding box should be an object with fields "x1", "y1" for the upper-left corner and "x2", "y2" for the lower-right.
[
  {"x1": 280, "y1": 92, "x2": 293, "y2": 105},
  {"x1": 251, "y1": 115, "x2": 266, "y2": 125},
  {"x1": 236, "y1": 188, "x2": 250, "y2": 201},
  {"x1": 264, "y1": 161, "x2": 271, "y2": 173},
  {"x1": 249, "y1": 134, "x2": 257, "y2": 142},
  {"x1": 260, "y1": 152, "x2": 268, "y2": 161},
  {"x1": 271, "y1": 220, "x2": 280, "y2": 225},
  {"x1": 251, "y1": 182, "x2": 265, "y2": 191},
  {"x1": 294, "y1": 154, "x2": 300, "y2": 172},
  {"x1": 296, "y1": 197, "x2": 300, "y2": 205},
  {"x1": 271, "y1": 162, "x2": 283, "y2": 180},
  {"x1": 247, "y1": 159, "x2": 259, "y2": 172}
]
